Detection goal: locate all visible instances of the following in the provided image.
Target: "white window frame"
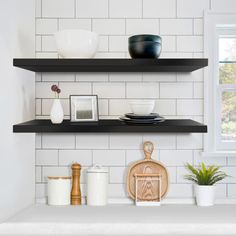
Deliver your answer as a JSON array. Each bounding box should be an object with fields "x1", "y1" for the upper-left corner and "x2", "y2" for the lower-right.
[{"x1": 204, "y1": 12, "x2": 236, "y2": 157}]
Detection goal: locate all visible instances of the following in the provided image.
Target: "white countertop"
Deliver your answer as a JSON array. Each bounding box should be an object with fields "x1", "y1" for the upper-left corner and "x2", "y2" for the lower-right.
[{"x1": 0, "y1": 204, "x2": 236, "y2": 236}]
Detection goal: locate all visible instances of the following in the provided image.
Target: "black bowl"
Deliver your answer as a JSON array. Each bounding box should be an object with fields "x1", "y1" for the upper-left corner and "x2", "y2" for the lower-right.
[
  {"x1": 128, "y1": 41, "x2": 162, "y2": 58},
  {"x1": 129, "y1": 34, "x2": 162, "y2": 44}
]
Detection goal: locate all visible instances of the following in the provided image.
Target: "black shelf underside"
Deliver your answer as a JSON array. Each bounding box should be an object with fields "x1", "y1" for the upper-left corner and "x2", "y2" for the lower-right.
[
  {"x1": 13, "y1": 58, "x2": 208, "y2": 72},
  {"x1": 13, "y1": 119, "x2": 207, "y2": 133}
]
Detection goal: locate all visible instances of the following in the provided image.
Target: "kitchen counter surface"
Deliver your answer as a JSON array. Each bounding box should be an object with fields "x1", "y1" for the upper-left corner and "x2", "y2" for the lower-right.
[{"x1": 0, "y1": 204, "x2": 236, "y2": 236}]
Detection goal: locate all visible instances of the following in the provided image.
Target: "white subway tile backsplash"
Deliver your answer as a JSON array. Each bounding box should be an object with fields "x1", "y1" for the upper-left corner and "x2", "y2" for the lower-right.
[
  {"x1": 93, "y1": 19, "x2": 125, "y2": 35},
  {"x1": 76, "y1": 134, "x2": 109, "y2": 149},
  {"x1": 98, "y1": 99, "x2": 109, "y2": 116},
  {"x1": 35, "y1": 0, "x2": 236, "y2": 202},
  {"x1": 126, "y1": 83, "x2": 159, "y2": 98},
  {"x1": 36, "y1": 167, "x2": 42, "y2": 183},
  {"x1": 177, "y1": 100, "x2": 203, "y2": 116},
  {"x1": 93, "y1": 83, "x2": 125, "y2": 98},
  {"x1": 76, "y1": 0, "x2": 108, "y2": 18},
  {"x1": 36, "y1": 36, "x2": 41, "y2": 52},
  {"x1": 109, "y1": 36, "x2": 128, "y2": 52},
  {"x1": 162, "y1": 36, "x2": 176, "y2": 52},
  {"x1": 108, "y1": 184, "x2": 126, "y2": 198},
  {"x1": 59, "y1": 19, "x2": 91, "y2": 31},
  {"x1": 36, "y1": 150, "x2": 58, "y2": 166},
  {"x1": 93, "y1": 150, "x2": 126, "y2": 166},
  {"x1": 42, "y1": 0, "x2": 74, "y2": 18},
  {"x1": 143, "y1": 134, "x2": 176, "y2": 150},
  {"x1": 176, "y1": 167, "x2": 189, "y2": 183},
  {"x1": 109, "y1": 99, "x2": 130, "y2": 116},
  {"x1": 168, "y1": 184, "x2": 193, "y2": 198},
  {"x1": 110, "y1": 167, "x2": 126, "y2": 183},
  {"x1": 194, "y1": 150, "x2": 226, "y2": 166},
  {"x1": 211, "y1": 0, "x2": 236, "y2": 12},
  {"x1": 36, "y1": 82, "x2": 54, "y2": 98},
  {"x1": 36, "y1": 183, "x2": 47, "y2": 198},
  {"x1": 143, "y1": 73, "x2": 176, "y2": 82},
  {"x1": 160, "y1": 19, "x2": 192, "y2": 35},
  {"x1": 36, "y1": 134, "x2": 42, "y2": 149},
  {"x1": 177, "y1": 134, "x2": 203, "y2": 149},
  {"x1": 177, "y1": 69, "x2": 204, "y2": 82},
  {"x1": 143, "y1": 0, "x2": 176, "y2": 18},
  {"x1": 76, "y1": 73, "x2": 108, "y2": 82},
  {"x1": 36, "y1": 99, "x2": 41, "y2": 115},
  {"x1": 59, "y1": 150, "x2": 92, "y2": 166},
  {"x1": 109, "y1": 73, "x2": 142, "y2": 82},
  {"x1": 126, "y1": 19, "x2": 159, "y2": 35},
  {"x1": 109, "y1": 0, "x2": 142, "y2": 18},
  {"x1": 42, "y1": 134, "x2": 75, "y2": 149},
  {"x1": 110, "y1": 134, "x2": 143, "y2": 150},
  {"x1": 177, "y1": 36, "x2": 203, "y2": 52},
  {"x1": 59, "y1": 82, "x2": 92, "y2": 98},
  {"x1": 42, "y1": 36, "x2": 57, "y2": 52},
  {"x1": 160, "y1": 82, "x2": 193, "y2": 99},
  {"x1": 167, "y1": 167, "x2": 177, "y2": 183},
  {"x1": 36, "y1": 19, "x2": 58, "y2": 35},
  {"x1": 228, "y1": 184, "x2": 236, "y2": 197},
  {"x1": 193, "y1": 82, "x2": 203, "y2": 99},
  {"x1": 194, "y1": 19, "x2": 203, "y2": 35},
  {"x1": 160, "y1": 150, "x2": 193, "y2": 166},
  {"x1": 221, "y1": 167, "x2": 236, "y2": 184},
  {"x1": 154, "y1": 100, "x2": 176, "y2": 116},
  {"x1": 177, "y1": 0, "x2": 209, "y2": 18},
  {"x1": 42, "y1": 73, "x2": 75, "y2": 82}
]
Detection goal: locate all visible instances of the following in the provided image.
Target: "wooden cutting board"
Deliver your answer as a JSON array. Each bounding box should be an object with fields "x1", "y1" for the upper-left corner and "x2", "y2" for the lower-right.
[{"x1": 126, "y1": 141, "x2": 169, "y2": 201}]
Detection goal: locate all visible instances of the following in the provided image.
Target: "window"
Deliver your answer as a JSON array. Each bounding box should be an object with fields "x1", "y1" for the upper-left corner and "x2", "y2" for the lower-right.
[
  {"x1": 216, "y1": 30, "x2": 236, "y2": 150},
  {"x1": 204, "y1": 12, "x2": 236, "y2": 156}
]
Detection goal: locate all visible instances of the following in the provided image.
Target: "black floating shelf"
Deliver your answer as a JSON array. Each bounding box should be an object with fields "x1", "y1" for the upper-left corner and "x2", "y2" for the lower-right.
[
  {"x1": 13, "y1": 58, "x2": 208, "y2": 73},
  {"x1": 13, "y1": 119, "x2": 207, "y2": 133}
]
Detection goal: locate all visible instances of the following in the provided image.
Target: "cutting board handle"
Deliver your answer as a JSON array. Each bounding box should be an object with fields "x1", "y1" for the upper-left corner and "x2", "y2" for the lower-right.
[{"x1": 143, "y1": 141, "x2": 154, "y2": 160}]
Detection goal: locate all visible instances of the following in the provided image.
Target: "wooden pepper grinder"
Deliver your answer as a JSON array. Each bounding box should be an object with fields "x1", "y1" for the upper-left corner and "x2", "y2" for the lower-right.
[{"x1": 71, "y1": 163, "x2": 82, "y2": 205}]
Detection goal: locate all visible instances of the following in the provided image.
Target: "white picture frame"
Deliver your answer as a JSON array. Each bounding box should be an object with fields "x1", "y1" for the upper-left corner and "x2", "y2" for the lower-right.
[{"x1": 70, "y1": 95, "x2": 99, "y2": 122}]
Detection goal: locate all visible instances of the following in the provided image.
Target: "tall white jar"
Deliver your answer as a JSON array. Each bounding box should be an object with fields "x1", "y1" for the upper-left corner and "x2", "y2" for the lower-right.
[
  {"x1": 87, "y1": 165, "x2": 108, "y2": 206},
  {"x1": 47, "y1": 177, "x2": 71, "y2": 206}
]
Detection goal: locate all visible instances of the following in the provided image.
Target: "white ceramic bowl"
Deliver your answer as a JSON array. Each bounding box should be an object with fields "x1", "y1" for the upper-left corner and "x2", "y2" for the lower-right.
[
  {"x1": 55, "y1": 29, "x2": 99, "y2": 58},
  {"x1": 129, "y1": 100, "x2": 155, "y2": 115}
]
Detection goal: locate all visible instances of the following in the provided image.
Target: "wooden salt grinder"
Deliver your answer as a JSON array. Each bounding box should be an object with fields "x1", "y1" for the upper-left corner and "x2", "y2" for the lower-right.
[{"x1": 71, "y1": 163, "x2": 82, "y2": 205}]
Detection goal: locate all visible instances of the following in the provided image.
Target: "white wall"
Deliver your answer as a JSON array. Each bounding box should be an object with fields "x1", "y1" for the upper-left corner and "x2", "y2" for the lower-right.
[
  {"x1": 0, "y1": 0, "x2": 35, "y2": 221},
  {"x1": 35, "y1": 0, "x2": 236, "y2": 202}
]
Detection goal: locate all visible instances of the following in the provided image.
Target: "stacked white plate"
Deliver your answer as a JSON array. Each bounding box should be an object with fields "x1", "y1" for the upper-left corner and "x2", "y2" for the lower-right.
[{"x1": 120, "y1": 113, "x2": 165, "y2": 124}]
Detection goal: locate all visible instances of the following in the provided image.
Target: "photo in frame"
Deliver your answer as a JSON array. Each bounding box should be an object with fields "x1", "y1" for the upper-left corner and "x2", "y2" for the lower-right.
[{"x1": 70, "y1": 95, "x2": 99, "y2": 122}]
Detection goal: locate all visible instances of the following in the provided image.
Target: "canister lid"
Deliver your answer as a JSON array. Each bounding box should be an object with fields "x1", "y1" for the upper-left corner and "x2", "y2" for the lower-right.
[
  {"x1": 48, "y1": 176, "x2": 71, "y2": 180},
  {"x1": 87, "y1": 165, "x2": 108, "y2": 173}
]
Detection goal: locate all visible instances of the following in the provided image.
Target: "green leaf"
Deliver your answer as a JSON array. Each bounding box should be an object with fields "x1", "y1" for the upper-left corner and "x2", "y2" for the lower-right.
[{"x1": 184, "y1": 162, "x2": 229, "y2": 185}]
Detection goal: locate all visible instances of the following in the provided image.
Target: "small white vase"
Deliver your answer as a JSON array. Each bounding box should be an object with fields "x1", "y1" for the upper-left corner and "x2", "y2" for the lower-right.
[
  {"x1": 50, "y1": 99, "x2": 64, "y2": 124},
  {"x1": 195, "y1": 185, "x2": 216, "y2": 207}
]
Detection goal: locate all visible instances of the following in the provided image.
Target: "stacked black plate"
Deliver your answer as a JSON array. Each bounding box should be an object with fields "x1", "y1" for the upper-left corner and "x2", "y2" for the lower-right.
[{"x1": 120, "y1": 113, "x2": 165, "y2": 124}]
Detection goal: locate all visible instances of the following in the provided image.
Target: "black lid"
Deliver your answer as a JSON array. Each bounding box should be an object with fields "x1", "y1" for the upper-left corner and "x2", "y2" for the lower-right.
[{"x1": 129, "y1": 34, "x2": 162, "y2": 44}]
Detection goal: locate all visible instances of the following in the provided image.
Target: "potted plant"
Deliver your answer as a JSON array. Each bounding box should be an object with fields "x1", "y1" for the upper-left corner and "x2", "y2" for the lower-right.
[
  {"x1": 184, "y1": 162, "x2": 228, "y2": 206},
  {"x1": 50, "y1": 85, "x2": 64, "y2": 124}
]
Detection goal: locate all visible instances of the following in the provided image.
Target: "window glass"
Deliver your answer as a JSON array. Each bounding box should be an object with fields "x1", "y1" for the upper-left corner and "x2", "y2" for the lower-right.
[
  {"x1": 219, "y1": 38, "x2": 236, "y2": 61},
  {"x1": 221, "y1": 91, "x2": 236, "y2": 141}
]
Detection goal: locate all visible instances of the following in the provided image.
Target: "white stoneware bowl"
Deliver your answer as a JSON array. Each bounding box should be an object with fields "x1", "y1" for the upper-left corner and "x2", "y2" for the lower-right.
[
  {"x1": 129, "y1": 100, "x2": 155, "y2": 115},
  {"x1": 55, "y1": 29, "x2": 99, "y2": 58}
]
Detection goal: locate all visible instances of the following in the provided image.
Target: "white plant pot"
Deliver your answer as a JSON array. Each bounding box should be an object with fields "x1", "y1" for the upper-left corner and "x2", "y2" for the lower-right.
[
  {"x1": 195, "y1": 185, "x2": 216, "y2": 207},
  {"x1": 50, "y1": 99, "x2": 64, "y2": 124}
]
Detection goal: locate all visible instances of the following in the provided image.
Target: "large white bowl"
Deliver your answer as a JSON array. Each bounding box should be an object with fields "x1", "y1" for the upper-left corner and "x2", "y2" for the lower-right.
[
  {"x1": 55, "y1": 29, "x2": 99, "y2": 58},
  {"x1": 129, "y1": 100, "x2": 155, "y2": 115}
]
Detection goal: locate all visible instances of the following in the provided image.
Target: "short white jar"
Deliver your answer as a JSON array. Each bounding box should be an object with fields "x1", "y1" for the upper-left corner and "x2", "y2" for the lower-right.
[
  {"x1": 87, "y1": 165, "x2": 108, "y2": 206},
  {"x1": 47, "y1": 177, "x2": 71, "y2": 206}
]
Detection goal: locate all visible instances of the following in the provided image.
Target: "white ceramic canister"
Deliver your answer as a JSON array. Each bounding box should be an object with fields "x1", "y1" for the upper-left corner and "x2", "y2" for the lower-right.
[
  {"x1": 47, "y1": 177, "x2": 71, "y2": 206},
  {"x1": 87, "y1": 165, "x2": 109, "y2": 206}
]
